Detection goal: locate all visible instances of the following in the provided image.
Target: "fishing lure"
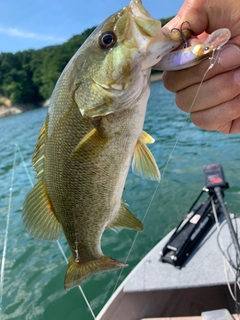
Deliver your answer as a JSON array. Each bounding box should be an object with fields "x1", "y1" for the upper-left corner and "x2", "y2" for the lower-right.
[{"x1": 153, "y1": 28, "x2": 231, "y2": 71}]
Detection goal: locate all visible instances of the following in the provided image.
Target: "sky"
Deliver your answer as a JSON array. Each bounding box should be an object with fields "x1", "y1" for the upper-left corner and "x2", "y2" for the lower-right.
[{"x1": 0, "y1": 0, "x2": 184, "y2": 53}]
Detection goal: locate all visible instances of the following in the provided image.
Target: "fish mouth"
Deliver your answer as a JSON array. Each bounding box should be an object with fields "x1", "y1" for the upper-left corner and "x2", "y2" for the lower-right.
[
  {"x1": 126, "y1": 0, "x2": 192, "y2": 68},
  {"x1": 129, "y1": 0, "x2": 192, "y2": 40}
]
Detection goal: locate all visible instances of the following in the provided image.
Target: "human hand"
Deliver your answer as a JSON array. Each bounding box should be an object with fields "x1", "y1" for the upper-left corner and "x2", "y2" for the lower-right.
[{"x1": 162, "y1": 0, "x2": 240, "y2": 134}]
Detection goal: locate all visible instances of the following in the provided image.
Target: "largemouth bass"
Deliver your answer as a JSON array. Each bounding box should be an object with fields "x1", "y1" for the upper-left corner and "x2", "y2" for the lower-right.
[{"x1": 22, "y1": 0, "x2": 190, "y2": 290}]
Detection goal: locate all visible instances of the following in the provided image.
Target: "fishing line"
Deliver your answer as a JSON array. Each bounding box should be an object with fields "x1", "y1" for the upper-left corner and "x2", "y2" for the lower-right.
[
  {"x1": 15, "y1": 144, "x2": 96, "y2": 320},
  {"x1": 113, "y1": 49, "x2": 221, "y2": 293},
  {"x1": 15, "y1": 143, "x2": 33, "y2": 185},
  {"x1": 0, "y1": 144, "x2": 17, "y2": 315},
  {"x1": 187, "y1": 48, "x2": 220, "y2": 114}
]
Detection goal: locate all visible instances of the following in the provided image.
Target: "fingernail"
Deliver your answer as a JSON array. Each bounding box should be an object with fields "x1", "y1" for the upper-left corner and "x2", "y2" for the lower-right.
[
  {"x1": 234, "y1": 68, "x2": 240, "y2": 85},
  {"x1": 218, "y1": 44, "x2": 240, "y2": 69}
]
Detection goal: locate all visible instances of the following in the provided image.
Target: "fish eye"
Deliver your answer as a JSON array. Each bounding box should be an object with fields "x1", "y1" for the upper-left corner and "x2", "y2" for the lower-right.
[{"x1": 98, "y1": 31, "x2": 117, "y2": 49}]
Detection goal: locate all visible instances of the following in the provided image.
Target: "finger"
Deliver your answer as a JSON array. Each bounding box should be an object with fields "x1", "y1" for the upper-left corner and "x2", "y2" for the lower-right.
[
  {"x1": 190, "y1": 94, "x2": 240, "y2": 133},
  {"x1": 163, "y1": 44, "x2": 240, "y2": 93},
  {"x1": 164, "y1": 0, "x2": 240, "y2": 37},
  {"x1": 163, "y1": 0, "x2": 208, "y2": 35},
  {"x1": 175, "y1": 67, "x2": 240, "y2": 113}
]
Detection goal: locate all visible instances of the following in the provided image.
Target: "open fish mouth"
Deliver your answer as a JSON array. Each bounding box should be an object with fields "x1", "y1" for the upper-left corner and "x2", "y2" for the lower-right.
[{"x1": 116, "y1": 0, "x2": 193, "y2": 69}]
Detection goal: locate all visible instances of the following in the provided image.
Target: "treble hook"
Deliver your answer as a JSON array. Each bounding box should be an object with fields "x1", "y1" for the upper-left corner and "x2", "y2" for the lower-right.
[{"x1": 171, "y1": 21, "x2": 192, "y2": 48}]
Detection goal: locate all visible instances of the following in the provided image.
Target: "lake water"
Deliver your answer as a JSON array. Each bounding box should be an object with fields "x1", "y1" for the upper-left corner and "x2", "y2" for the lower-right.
[{"x1": 1, "y1": 81, "x2": 240, "y2": 320}]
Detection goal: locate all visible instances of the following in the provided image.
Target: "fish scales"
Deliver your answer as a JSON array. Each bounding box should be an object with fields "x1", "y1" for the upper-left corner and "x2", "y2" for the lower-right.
[{"x1": 22, "y1": 0, "x2": 191, "y2": 290}]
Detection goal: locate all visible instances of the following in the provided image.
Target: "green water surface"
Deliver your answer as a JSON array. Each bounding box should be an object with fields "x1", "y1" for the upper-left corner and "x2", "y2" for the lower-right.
[{"x1": 1, "y1": 81, "x2": 240, "y2": 319}]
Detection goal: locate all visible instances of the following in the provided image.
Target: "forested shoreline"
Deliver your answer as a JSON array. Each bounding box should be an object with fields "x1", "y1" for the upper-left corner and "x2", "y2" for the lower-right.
[{"x1": 0, "y1": 17, "x2": 172, "y2": 117}]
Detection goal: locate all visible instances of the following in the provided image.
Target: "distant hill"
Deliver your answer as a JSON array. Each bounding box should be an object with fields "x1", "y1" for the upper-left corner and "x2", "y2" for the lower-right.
[
  {"x1": 0, "y1": 17, "x2": 173, "y2": 114},
  {"x1": 0, "y1": 27, "x2": 96, "y2": 108}
]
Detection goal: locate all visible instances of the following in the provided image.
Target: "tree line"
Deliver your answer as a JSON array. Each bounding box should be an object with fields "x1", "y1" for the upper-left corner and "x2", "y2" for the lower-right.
[{"x1": 0, "y1": 17, "x2": 172, "y2": 105}]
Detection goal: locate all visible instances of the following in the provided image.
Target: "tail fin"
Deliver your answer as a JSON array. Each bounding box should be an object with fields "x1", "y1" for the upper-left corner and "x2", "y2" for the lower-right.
[{"x1": 64, "y1": 256, "x2": 127, "y2": 290}]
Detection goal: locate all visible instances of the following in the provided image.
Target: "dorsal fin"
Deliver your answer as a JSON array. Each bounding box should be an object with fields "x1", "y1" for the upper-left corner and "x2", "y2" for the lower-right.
[
  {"x1": 32, "y1": 120, "x2": 47, "y2": 179},
  {"x1": 22, "y1": 179, "x2": 62, "y2": 240},
  {"x1": 22, "y1": 116, "x2": 62, "y2": 241}
]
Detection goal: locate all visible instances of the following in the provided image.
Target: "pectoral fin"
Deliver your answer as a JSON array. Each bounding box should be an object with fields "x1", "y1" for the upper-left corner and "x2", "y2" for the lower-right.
[
  {"x1": 132, "y1": 131, "x2": 160, "y2": 182},
  {"x1": 107, "y1": 201, "x2": 143, "y2": 231},
  {"x1": 139, "y1": 130, "x2": 155, "y2": 144},
  {"x1": 71, "y1": 128, "x2": 109, "y2": 159},
  {"x1": 22, "y1": 179, "x2": 62, "y2": 241}
]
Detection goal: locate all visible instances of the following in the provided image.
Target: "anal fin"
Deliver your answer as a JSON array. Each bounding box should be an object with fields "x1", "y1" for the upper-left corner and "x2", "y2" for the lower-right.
[
  {"x1": 107, "y1": 201, "x2": 143, "y2": 231},
  {"x1": 22, "y1": 179, "x2": 62, "y2": 241}
]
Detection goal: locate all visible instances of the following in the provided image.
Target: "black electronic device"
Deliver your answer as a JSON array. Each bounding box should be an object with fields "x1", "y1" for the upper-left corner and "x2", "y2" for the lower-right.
[
  {"x1": 203, "y1": 163, "x2": 228, "y2": 190},
  {"x1": 160, "y1": 164, "x2": 229, "y2": 268}
]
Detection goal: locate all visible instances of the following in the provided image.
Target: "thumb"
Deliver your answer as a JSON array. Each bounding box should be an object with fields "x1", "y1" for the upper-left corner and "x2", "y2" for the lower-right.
[
  {"x1": 164, "y1": 0, "x2": 208, "y2": 35},
  {"x1": 163, "y1": 0, "x2": 233, "y2": 36}
]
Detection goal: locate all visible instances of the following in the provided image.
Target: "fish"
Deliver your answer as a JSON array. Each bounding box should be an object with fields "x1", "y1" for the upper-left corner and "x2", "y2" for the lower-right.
[{"x1": 22, "y1": 0, "x2": 191, "y2": 290}]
